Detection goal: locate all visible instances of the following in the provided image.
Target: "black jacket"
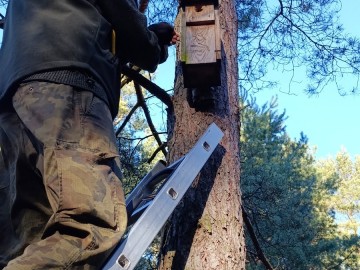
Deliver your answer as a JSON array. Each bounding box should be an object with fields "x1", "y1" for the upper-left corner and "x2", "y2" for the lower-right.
[{"x1": 0, "y1": 0, "x2": 162, "y2": 117}]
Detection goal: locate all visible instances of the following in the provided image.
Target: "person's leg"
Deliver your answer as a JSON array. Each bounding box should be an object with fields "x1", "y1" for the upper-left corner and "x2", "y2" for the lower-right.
[
  {"x1": 0, "y1": 108, "x2": 51, "y2": 268},
  {"x1": 5, "y1": 82, "x2": 127, "y2": 269}
]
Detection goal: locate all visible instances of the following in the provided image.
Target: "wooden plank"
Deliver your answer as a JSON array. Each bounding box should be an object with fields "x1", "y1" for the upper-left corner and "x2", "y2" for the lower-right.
[
  {"x1": 215, "y1": 9, "x2": 221, "y2": 60},
  {"x1": 180, "y1": 9, "x2": 187, "y2": 62},
  {"x1": 185, "y1": 24, "x2": 216, "y2": 64},
  {"x1": 185, "y1": 5, "x2": 215, "y2": 25}
]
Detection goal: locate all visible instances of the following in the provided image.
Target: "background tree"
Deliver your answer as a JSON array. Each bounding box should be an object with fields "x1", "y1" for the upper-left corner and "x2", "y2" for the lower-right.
[
  {"x1": 329, "y1": 150, "x2": 360, "y2": 235},
  {"x1": 241, "y1": 97, "x2": 360, "y2": 269},
  {"x1": 241, "y1": 97, "x2": 320, "y2": 269},
  {"x1": 315, "y1": 150, "x2": 360, "y2": 269}
]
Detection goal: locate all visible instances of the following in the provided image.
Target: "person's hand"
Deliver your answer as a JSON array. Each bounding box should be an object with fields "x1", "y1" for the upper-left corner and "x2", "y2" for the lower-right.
[
  {"x1": 148, "y1": 22, "x2": 179, "y2": 46},
  {"x1": 170, "y1": 31, "x2": 180, "y2": 45},
  {"x1": 148, "y1": 22, "x2": 179, "y2": 64}
]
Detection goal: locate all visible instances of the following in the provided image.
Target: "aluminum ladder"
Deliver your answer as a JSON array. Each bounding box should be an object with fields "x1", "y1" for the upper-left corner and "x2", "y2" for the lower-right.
[{"x1": 102, "y1": 123, "x2": 224, "y2": 270}]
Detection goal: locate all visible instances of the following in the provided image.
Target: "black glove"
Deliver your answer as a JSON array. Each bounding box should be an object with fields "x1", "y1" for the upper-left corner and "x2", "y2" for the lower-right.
[
  {"x1": 148, "y1": 22, "x2": 174, "y2": 46},
  {"x1": 148, "y1": 22, "x2": 175, "y2": 64}
]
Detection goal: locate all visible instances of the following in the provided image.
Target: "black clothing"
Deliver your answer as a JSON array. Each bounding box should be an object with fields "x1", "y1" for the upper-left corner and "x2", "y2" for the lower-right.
[{"x1": 0, "y1": 0, "x2": 163, "y2": 118}]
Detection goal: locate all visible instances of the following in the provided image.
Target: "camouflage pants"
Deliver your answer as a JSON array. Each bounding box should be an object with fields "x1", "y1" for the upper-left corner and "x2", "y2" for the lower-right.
[{"x1": 0, "y1": 82, "x2": 127, "y2": 269}]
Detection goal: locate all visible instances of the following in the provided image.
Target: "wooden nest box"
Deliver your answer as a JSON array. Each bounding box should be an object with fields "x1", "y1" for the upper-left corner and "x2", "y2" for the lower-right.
[{"x1": 180, "y1": 0, "x2": 221, "y2": 88}]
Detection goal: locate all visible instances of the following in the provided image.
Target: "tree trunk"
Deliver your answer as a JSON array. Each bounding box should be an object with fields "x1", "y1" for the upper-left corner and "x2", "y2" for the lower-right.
[{"x1": 158, "y1": 0, "x2": 245, "y2": 269}]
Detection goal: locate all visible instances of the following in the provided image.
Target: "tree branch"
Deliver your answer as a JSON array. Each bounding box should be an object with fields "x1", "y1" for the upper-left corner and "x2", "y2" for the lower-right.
[
  {"x1": 326, "y1": 249, "x2": 358, "y2": 270},
  {"x1": 148, "y1": 142, "x2": 167, "y2": 163},
  {"x1": 134, "y1": 83, "x2": 168, "y2": 158},
  {"x1": 120, "y1": 66, "x2": 142, "y2": 88},
  {"x1": 121, "y1": 65, "x2": 173, "y2": 111},
  {"x1": 115, "y1": 102, "x2": 141, "y2": 137},
  {"x1": 242, "y1": 205, "x2": 274, "y2": 270},
  {"x1": 119, "y1": 132, "x2": 168, "y2": 141}
]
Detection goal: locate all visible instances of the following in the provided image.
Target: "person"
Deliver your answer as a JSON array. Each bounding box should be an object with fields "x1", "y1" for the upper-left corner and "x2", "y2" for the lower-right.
[{"x1": 0, "y1": 0, "x2": 179, "y2": 269}]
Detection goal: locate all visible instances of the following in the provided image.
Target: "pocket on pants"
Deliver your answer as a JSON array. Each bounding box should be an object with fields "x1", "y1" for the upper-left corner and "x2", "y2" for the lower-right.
[
  {"x1": 12, "y1": 82, "x2": 81, "y2": 146},
  {"x1": 48, "y1": 148, "x2": 127, "y2": 232}
]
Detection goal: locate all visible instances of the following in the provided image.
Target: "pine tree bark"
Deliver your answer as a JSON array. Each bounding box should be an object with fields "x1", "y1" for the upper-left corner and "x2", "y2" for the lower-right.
[{"x1": 158, "y1": 0, "x2": 245, "y2": 269}]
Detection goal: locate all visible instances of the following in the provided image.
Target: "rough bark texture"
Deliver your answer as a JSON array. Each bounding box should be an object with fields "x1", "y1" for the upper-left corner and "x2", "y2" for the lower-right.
[{"x1": 158, "y1": 0, "x2": 245, "y2": 269}]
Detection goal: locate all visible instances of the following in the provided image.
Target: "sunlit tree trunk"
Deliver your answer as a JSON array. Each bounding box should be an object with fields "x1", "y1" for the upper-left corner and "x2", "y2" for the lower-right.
[{"x1": 159, "y1": 0, "x2": 245, "y2": 269}]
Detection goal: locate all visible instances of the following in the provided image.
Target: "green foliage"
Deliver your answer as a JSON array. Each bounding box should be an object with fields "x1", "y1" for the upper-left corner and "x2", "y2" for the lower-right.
[
  {"x1": 241, "y1": 96, "x2": 319, "y2": 269},
  {"x1": 315, "y1": 150, "x2": 360, "y2": 268},
  {"x1": 134, "y1": 234, "x2": 162, "y2": 270},
  {"x1": 331, "y1": 151, "x2": 360, "y2": 235},
  {"x1": 241, "y1": 97, "x2": 360, "y2": 269}
]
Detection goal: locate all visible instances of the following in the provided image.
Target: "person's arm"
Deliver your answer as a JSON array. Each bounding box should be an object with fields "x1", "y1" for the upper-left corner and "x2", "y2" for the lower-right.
[{"x1": 97, "y1": 0, "x2": 168, "y2": 72}]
